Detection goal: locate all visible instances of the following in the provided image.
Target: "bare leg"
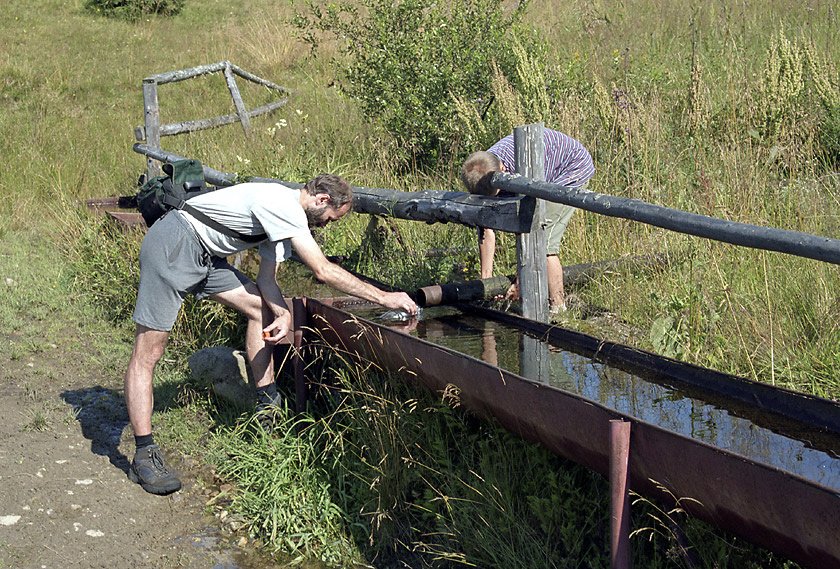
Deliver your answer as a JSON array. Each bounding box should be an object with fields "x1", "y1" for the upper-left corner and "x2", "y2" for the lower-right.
[
  {"x1": 211, "y1": 282, "x2": 275, "y2": 388},
  {"x1": 125, "y1": 325, "x2": 170, "y2": 437},
  {"x1": 546, "y1": 254, "x2": 566, "y2": 310}
]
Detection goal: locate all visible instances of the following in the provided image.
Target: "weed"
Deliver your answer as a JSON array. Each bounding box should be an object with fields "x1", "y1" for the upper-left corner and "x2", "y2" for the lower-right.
[
  {"x1": 24, "y1": 408, "x2": 50, "y2": 432},
  {"x1": 293, "y1": 0, "x2": 539, "y2": 168}
]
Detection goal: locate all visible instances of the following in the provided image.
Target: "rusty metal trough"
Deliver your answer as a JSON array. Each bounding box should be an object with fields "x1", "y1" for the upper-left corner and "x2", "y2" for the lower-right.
[{"x1": 300, "y1": 297, "x2": 840, "y2": 569}]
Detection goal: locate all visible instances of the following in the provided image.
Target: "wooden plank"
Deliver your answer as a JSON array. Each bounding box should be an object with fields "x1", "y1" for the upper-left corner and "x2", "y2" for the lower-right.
[
  {"x1": 229, "y1": 62, "x2": 290, "y2": 94},
  {"x1": 137, "y1": 98, "x2": 289, "y2": 139},
  {"x1": 144, "y1": 61, "x2": 228, "y2": 85}
]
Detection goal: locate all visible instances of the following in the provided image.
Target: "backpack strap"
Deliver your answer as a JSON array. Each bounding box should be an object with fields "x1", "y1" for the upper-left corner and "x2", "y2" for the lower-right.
[{"x1": 160, "y1": 181, "x2": 267, "y2": 244}]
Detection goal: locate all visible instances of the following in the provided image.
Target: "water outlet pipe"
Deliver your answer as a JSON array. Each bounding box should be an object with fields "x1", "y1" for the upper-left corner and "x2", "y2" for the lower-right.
[{"x1": 416, "y1": 275, "x2": 514, "y2": 307}]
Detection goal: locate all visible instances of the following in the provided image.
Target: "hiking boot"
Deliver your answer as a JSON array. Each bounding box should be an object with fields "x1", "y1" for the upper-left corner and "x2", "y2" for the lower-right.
[
  {"x1": 129, "y1": 444, "x2": 182, "y2": 495},
  {"x1": 254, "y1": 393, "x2": 288, "y2": 434}
]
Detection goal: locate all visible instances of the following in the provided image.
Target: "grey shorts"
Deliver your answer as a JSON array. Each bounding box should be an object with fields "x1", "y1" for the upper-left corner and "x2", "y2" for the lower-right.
[
  {"x1": 544, "y1": 181, "x2": 589, "y2": 255},
  {"x1": 133, "y1": 211, "x2": 250, "y2": 331}
]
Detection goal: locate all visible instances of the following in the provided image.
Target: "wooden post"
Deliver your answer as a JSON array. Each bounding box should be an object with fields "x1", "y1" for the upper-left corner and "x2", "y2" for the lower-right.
[
  {"x1": 142, "y1": 78, "x2": 161, "y2": 179},
  {"x1": 513, "y1": 123, "x2": 548, "y2": 322},
  {"x1": 224, "y1": 63, "x2": 252, "y2": 138},
  {"x1": 514, "y1": 124, "x2": 551, "y2": 383}
]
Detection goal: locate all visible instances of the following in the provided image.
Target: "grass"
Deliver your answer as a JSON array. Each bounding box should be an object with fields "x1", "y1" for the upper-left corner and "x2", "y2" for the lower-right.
[{"x1": 2, "y1": 0, "x2": 839, "y2": 567}]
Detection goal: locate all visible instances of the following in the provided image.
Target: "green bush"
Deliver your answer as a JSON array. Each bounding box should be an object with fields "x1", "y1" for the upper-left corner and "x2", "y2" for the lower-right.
[
  {"x1": 294, "y1": 0, "x2": 539, "y2": 170},
  {"x1": 85, "y1": 0, "x2": 185, "y2": 20}
]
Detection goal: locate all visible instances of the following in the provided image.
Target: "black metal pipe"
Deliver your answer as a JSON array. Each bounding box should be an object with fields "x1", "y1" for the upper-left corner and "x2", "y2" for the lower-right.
[
  {"x1": 416, "y1": 276, "x2": 513, "y2": 307},
  {"x1": 493, "y1": 172, "x2": 840, "y2": 266}
]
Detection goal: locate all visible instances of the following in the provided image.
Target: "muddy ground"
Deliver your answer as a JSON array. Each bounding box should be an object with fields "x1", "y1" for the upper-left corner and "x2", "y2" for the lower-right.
[{"x1": 0, "y1": 312, "x2": 272, "y2": 569}]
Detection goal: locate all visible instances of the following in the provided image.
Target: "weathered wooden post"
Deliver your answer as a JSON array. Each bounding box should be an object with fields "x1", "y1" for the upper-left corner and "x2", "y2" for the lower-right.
[
  {"x1": 223, "y1": 62, "x2": 252, "y2": 138},
  {"x1": 142, "y1": 78, "x2": 161, "y2": 179},
  {"x1": 513, "y1": 123, "x2": 548, "y2": 322},
  {"x1": 514, "y1": 124, "x2": 551, "y2": 383}
]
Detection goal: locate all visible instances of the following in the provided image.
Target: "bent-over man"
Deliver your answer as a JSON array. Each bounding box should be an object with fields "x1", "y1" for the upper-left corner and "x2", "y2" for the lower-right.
[
  {"x1": 460, "y1": 128, "x2": 595, "y2": 313},
  {"x1": 126, "y1": 173, "x2": 417, "y2": 495}
]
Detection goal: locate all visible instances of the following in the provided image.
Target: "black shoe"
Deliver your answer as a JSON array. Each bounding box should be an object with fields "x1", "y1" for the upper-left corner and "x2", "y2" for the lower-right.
[
  {"x1": 129, "y1": 444, "x2": 182, "y2": 495},
  {"x1": 254, "y1": 394, "x2": 288, "y2": 434}
]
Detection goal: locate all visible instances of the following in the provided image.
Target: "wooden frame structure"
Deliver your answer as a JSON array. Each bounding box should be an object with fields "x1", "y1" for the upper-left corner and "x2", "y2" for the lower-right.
[{"x1": 134, "y1": 61, "x2": 290, "y2": 179}]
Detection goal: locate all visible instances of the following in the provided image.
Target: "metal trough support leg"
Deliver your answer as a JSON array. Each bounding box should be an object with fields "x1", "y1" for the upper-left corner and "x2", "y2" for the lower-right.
[
  {"x1": 293, "y1": 297, "x2": 307, "y2": 414},
  {"x1": 610, "y1": 419, "x2": 632, "y2": 569}
]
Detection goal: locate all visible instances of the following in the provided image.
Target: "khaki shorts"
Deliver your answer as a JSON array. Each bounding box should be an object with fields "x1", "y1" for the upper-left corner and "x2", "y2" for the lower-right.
[
  {"x1": 544, "y1": 182, "x2": 588, "y2": 255},
  {"x1": 132, "y1": 212, "x2": 250, "y2": 331}
]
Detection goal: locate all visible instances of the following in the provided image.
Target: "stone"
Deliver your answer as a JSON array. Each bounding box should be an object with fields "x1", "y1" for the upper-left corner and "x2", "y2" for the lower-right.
[{"x1": 188, "y1": 347, "x2": 255, "y2": 408}]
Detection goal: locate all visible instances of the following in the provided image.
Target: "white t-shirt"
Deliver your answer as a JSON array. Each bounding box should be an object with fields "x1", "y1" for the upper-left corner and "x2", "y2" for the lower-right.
[{"x1": 177, "y1": 182, "x2": 310, "y2": 262}]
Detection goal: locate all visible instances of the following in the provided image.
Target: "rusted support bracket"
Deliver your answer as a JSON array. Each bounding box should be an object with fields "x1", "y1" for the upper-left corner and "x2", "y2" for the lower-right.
[
  {"x1": 293, "y1": 297, "x2": 308, "y2": 415},
  {"x1": 610, "y1": 419, "x2": 632, "y2": 569}
]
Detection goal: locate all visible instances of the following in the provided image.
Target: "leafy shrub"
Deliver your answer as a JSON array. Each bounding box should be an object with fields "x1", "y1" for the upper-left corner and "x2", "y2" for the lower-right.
[
  {"x1": 85, "y1": 0, "x2": 185, "y2": 21},
  {"x1": 294, "y1": 0, "x2": 540, "y2": 169}
]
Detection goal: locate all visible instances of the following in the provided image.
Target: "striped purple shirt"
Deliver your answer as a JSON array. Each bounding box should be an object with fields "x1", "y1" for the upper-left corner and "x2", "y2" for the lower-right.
[{"x1": 487, "y1": 128, "x2": 595, "y2": 187}]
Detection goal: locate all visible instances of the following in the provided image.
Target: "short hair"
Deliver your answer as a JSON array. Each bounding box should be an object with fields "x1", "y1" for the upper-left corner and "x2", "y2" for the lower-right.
[
  {"x1": 304, "y1": 173, "x2": 353, "y2": 209},
  {"x1": 460, "y1": 151, "x2": 502, "y2": 196}
]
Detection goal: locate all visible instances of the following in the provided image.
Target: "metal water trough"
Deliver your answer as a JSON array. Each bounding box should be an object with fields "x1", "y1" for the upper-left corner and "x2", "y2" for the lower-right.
[{"x1": 299, "y1": 297, "x2": 840, "y2": 569}]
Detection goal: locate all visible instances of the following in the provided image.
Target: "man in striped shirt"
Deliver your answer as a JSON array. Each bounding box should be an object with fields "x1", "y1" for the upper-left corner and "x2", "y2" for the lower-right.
[{"x1": 461, "y1": 128, "x2": 595, "y2": 313}]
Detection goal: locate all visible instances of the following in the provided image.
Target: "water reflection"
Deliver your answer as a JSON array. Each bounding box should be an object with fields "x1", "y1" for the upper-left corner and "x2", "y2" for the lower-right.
[{"x1": 357, "y1": 305, "x2": 840, "y2": 490}]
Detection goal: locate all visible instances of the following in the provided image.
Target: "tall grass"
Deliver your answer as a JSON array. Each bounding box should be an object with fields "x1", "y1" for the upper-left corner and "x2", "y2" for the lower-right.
[
  {"x1": 206, "y1": 336, "x2": 793, "y2": 568},
  {"x1": 3, "y1": 0, "x2": 839, "y2": 566}
]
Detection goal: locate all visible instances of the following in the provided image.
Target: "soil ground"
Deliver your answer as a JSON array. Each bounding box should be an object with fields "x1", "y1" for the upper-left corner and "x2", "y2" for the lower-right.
[{"x1": 0, "y1": 297, "x2": 270, "y2": 568}]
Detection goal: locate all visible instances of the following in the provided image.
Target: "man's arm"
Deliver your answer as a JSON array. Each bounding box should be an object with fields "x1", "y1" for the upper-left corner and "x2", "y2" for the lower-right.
[
  {"x1": 291, "y1": 233, "x2": 418, "y2": 314},
  {"x1": 255, "y1": 259, "x2": 292, "y2": 340},
  {"x1": 478, "y1": 227, "x2": 496, "y2": 279}
]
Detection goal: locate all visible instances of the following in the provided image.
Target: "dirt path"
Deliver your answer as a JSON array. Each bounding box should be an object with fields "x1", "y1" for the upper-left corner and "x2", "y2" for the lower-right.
[{"x1": 0, "y1": 316, "x2": 261, "y2": 568}]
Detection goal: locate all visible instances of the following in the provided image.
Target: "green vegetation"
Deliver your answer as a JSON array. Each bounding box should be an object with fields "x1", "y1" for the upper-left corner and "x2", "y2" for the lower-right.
[
  {"x1": 293, "y1": 0, "x2": 539, "y2": 168},
  {"x1": 85, "y1": 0, "x2": 185, "y2": 20},
  {"x1": 2, "y1": 0, "x2": 838, "y2": 566}
]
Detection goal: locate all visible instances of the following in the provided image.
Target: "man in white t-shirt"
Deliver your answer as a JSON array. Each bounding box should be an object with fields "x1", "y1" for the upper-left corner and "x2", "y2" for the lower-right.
[{"x1": 125, "y1": 173, "x2": 417, "y2": 495}]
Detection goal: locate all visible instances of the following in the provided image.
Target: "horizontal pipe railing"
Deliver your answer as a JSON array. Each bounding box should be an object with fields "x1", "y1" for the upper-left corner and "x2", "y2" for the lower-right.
[
  {"x1": 132, "y1": 143, "x2": 840, "y2": 267},
  {"x1": 493, "y1": 172, "x2": 840, "y2": 266},
  {"x1": 132, "y1": 144, "x2": 530, "y2": 233}
]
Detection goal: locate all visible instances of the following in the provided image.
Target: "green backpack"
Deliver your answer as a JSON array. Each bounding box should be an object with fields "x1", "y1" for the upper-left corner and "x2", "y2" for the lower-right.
[{"x1": 136, "y1": 159, "x2": 265, "y2": 243}]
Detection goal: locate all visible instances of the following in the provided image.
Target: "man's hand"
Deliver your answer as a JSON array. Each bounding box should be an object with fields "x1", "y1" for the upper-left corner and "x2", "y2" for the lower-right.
[
  {"x1": 504, "y1": 282, "x2": 520, "y2": 301},
  {"x1": 261, "y1": 312, "x2": 292, "y2": 344},
  {"x1": 380, "y1": 291, "x2": 419, "y2": 315}
]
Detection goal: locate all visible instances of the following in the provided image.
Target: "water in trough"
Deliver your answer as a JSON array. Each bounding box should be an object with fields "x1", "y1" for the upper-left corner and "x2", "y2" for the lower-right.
[{"x1": 356, "y1": 305, "x2": 840, "y2": 491}]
